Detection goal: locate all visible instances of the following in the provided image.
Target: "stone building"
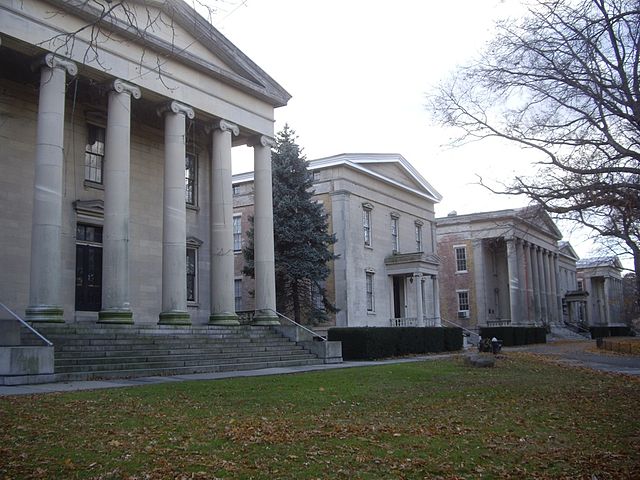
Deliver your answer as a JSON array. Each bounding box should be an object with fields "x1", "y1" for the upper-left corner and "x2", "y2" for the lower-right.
[
  {"x1": 436, "y1": 207, "x2": 579, "y2": 330},
  {"x1": 232, "y1": 153, "x2": 443, "y2": 328},
  {"x1": 0, "y1": 0, "x2": 289, "y2": 326},
  {"x1": 576, "y1": 257, "x2": 625, "y2": 327}
]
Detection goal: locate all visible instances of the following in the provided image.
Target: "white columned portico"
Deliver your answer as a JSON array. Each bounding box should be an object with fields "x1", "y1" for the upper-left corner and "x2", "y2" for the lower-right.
[
  {"x1": 506, "y1": 238, "x2": 520, "y2": 325},
  {"x1": 414, "y1": 273, "x2": 424, "y2": 326},
  {"x1": 158, "y1": 101, "x2": 194, "y2": 325},
  {"x1": 251, "y1": 135, "x2": 279, "y2": 325},
  {"x1": 99, "y1": 79, "x2": 141, "y2": 324},
  {"x1": 209, "y1": 119, "x2": 240, "y2": 325},
  {"x1": 26, "y1": 54, "x2": 77, "y2": 322}
]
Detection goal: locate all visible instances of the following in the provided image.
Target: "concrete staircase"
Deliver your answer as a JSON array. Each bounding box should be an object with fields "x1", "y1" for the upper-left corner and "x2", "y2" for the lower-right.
[{"x1": 22, "y1": 324, "x2": 324, "y2": 381}]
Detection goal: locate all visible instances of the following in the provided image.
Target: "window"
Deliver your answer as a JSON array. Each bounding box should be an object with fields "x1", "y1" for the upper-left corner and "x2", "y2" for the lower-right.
[
  {"x1": 365, "y1": 271, "x2": 375, "y2": 312},
  {"x1": 234, "y1": 279, "x2": 242, "y2": 311},
  {"x1": 577, "y1": 280, "x2": 584, "y2": 291},
  {"x1": 391, "y1": 215, "x2": 399, "y2": 252},
  {"x1": 84, "y1": 125, "x2": 105, "y2": 184},
  {"x1": 454, "y1": 246, "x2": 468, "y2": 272},
  {"x1": 186, "y1": 247, "x2": 197, "y2": 303},
  {"x1": 185, "y1": 152, "x2": 197, "y2": 206},
  {"x1": 233, "y1": 215, "x2": 242, "y2": 252},
  {"x1": 363, "y1": 206, "x2": 372, "y2": 247},
  {"x1": 75, "y1": 224, "x2": 103, "y2": 312},
  {"x1": 232, "y1": 184, "x2": 240, "y2": 196},
  {"x1": 457, "y1": 290, "x2": 470, "y2": 318},
  {"x1": 312, "y1": 171, "x2": 320, "y2": 182},
  {"x1": 415, "y1": 222, "x2": 423, "y2": 252}
]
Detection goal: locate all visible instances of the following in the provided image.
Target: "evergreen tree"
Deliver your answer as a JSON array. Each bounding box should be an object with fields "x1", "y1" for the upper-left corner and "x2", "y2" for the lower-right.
[{"x1": 243, "y1": 125, "x2": 338, "y2": 324}]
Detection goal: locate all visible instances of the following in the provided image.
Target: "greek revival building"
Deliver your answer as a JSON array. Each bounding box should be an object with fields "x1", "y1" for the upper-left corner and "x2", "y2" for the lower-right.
[
  {"x1": 0, "y1": 0, "x2": 289, "y2": 326},
  {"x1": 436, "y1": 207, "x2": 580, "y2": 330},
  {"x1": 233, "y1": 153, "x2": 443, "y2": 329}
]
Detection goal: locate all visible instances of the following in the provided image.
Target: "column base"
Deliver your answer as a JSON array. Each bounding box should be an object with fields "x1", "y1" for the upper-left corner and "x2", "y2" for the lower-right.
[
  {"x1": 98, "y1": 309, "x2": 134, "y2": 324},
  {"x1": 208, "y1": 313, "x2": 240, "y2": 326},
  {"x1": 252, "y1": 310, "x2": 279, "y2": 326},
  {"x1": 25, "y1": 306, "x2": 64, "y2": 323},
  {"x1": 158, "y1": 311, "x2": 191, "y2": 325}
]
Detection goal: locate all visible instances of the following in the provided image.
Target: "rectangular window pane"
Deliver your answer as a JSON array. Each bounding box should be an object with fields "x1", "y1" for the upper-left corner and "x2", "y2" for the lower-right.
[
  {"x1": 84, "y1": 125, "x2": 105, "y2": 184},
  {"x1": 185, "y1": 152, "x2": 196, "y2": 205},
  {"x1": 366, "y1": 272, "x2": 374, "y2": 312},
  {"x1": 391, "y1": 217, "x2": 399, "y2": 252},
  {"x1": 363, "y1": 209, "x2": 371, "y2": 246},
  {"x1": 415, "y1": 224, "x2": 422, "y2": 252},
  {"x1": 233, "y1": 216, "x2": 242, "y2": 251},
  {"x1": 234, "y1": 279, "x2": 242, "y2": 311},
  {"x1": 455, "y1": 246, "x2": 467, "y2": 272},
  {"x1": 457, "y1": 291, "x2": 469, "y2": 312},
  {"x1": 186, "y1": 248, "x2": 196, "y2": 302}
]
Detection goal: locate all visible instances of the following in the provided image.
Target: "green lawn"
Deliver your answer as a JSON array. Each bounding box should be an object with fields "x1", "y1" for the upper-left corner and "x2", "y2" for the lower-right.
[{"x1": 1, "y1": 353, "x2": 639, "y2": 479}]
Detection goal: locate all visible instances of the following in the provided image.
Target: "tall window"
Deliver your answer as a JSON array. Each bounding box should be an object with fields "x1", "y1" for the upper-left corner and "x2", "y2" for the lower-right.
[
  {"x1": 454, "y1": 246, "x2": 468, "y2": 272},
  {"x1": 185, "y1": 152, "x2": 197, "y2": 206},
  {"x1": 457, "y1": 290, "x2": 469, "y2": 317},
  {"x1": 84, "y1": 125, "x2": 105, "y2": 184},
  {"x1": 186, "y1": 247, "x2": 197, "y2": 303},
  {"x1": 366, "y1": 271, "x2": 375, "y2": 312},
  {"x1": 391, "y1": 216, "x2": 399, "y2": 252},
  {"x1": 363, "y1": 206, "x2": 372, "y2": 247},
  {"x1": 234, "y1": 279, "x2": 242, "y2": 311},
  {"x1": 233, "y1": 215, "x2": 242, "y2": 252},
  {"x1": 415, "y1": 222, "x2": 423, "y2": 252}
]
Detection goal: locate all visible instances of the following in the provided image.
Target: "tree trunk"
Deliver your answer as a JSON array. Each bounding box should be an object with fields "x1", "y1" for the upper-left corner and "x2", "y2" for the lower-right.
[{"x1": 292, "y1": 280, "x2": 301, "y2": 323}]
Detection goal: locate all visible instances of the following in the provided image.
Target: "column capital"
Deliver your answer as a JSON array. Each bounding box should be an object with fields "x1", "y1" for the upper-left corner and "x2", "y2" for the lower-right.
[
  {"x1": 111, "y1": 79, "x2": 141, "y2": 99},
  {"x1": 249, "y1": 135, "x2": 275, "y2": 148},
  {"x1": 210, "y1": 119, "x2": 239, "y2": 136},
  {"x1": 157, "y1": 100, "x2": 194, "y2": 119},
  {"x1": 33, "y1": 53, "x2": 77, "y2": 76}
]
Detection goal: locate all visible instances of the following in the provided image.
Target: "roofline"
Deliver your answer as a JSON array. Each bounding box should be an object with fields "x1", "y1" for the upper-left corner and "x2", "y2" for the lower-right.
[
  {"x1": 41, "y1": 0, "x2": 291, "y2": 107},
  {"x1": 436, "y1": 206, "x2": 563, "y2": 241},
  {"x1": 232, "y1": 153, "x2": 442, "y2": 203}
]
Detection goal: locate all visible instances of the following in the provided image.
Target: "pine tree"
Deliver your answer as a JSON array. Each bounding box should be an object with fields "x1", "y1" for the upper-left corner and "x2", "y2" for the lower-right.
[{"x1": 243, "y1": 125, "x2": 338, "y2": 324}]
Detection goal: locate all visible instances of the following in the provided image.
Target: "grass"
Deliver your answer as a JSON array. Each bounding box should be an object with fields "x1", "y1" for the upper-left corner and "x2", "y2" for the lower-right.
[{"x1": 1, "y1": 353, "x2": 639, "y2": 479}]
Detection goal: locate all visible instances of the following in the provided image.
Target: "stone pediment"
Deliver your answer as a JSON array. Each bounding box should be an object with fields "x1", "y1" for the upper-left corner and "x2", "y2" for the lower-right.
[
  {"x1": 516, "y1": 206, "x2": 562, "y2": 240},
  {"x1": 361, "y1": 162, "x2": 424, "y2": 191},
  {"x1": 41, "y1": 0, "x2": 291, "y2": 107}
]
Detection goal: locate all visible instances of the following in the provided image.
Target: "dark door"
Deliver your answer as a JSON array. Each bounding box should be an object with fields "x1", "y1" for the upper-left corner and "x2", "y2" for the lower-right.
[
  {"x1": 75, "y1": 224, "x2": 103, "y2": 311},
  {"x1": 393, "y1": 276, "x2": 405, "y2": 318}
]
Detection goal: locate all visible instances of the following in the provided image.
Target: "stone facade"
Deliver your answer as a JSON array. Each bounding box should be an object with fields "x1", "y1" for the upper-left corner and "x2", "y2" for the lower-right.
[
  {"x1": 576, "y1": 257, "x2": 625, "y2": 327},
  {"x1": 232, "y1": 153, "x2": 443, "y2": 328},
  {"x1": 0, "y1": 0, "x2": 289, "y2": 325},
  {"x1": 436, "y1": 207, "x2": 580, "y2": 330}
]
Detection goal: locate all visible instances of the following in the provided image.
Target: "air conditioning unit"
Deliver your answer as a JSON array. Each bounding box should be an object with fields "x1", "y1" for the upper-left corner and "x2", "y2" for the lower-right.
[{"x1": 458, "y1": 311, "x2": 469, "y2": 319}]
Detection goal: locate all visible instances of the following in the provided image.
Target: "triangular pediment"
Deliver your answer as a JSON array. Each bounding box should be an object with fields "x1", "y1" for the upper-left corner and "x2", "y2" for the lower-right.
[
  {"x1": 516, "y1": 206, "x2": 563, "y2": 240},
  {"x1": 359, "y1": 162, "x2": 424, "y2": 191},
  {"x1": 43, "y1": 0, "x2": 291, "y2": 107}
]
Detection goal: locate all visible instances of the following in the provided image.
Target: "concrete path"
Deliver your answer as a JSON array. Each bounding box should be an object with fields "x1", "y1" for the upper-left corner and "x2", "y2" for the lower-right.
[
  {"x1": 507, "y1": 339, "x2": 640, "y2": 377},
  {"x1": 0, "y1": 354, "x2": 454, "y2": 397}
]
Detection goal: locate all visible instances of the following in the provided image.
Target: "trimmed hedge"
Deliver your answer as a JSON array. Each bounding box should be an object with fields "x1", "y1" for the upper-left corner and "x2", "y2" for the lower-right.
[
  {"x1": 479, "y1": 327, "x2": 547, "y2": 347},
  {"x1": 590, "y1": 326, "x2": 633, "y2": 339},
  {"x1": 328, "y1": 327, "x2": 463, "y2": 360}
]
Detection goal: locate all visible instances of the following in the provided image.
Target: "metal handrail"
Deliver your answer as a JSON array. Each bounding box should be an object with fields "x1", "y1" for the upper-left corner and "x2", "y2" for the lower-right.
[
  {"x1": 0, "y1": 302, "x2": 53, "y2": 346},
  {"x1": 440, "y1": 317, "x2": 479, "y2": 339},
  {"x1": 267, "y1": 309, "x2": 327, "y2": 342}
]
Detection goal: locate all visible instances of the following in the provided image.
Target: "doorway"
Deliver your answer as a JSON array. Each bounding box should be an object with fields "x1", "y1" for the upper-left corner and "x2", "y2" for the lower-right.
[
  {"x1": 392, "y1": 276, "x2": 406, "y2": 318},
  {"x1": 75, "y1": 224, "x2": 103, "y2": 311}
]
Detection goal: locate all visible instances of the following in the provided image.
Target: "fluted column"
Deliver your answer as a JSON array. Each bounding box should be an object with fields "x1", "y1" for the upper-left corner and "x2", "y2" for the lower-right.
[
  {"x1": 506, "y1": 238, "x2": 520, "y2": 325},
  {"x1": 26, "y1": 54, "x2": 77, "y2": 322},
  {"x1": 531, "y1": 245, "x2": 541, "y2": 324},
  {"x1": 524, "y1": 241, "x2": 535, "y2": 323},
  {"x1": 432, "y1": 275, "x2": 441, "y2": 327},
  {"x1": 158, "y1": 101, "x2": 194, "y2": 325},
  {"x1": 537, "y1": 247, "x2": 547, "y2": 324},
  {"x1": 99, "y1": 80, "x2": 141, "y2": 324},
  {"x1": 414, "y1": 273, "x2": 424, "y2": 326},
  {"x1": 552, "y1": 253, "x2": 562, "y2": 324},
  {"x1": 209, "y1": 120, "x2": 240, "y2": 325},
  {"x1": 543, "y1": 250, "x2": 552, "y2": 324},
  {"x1": 251, "y1": 135, "x2": 278, "y2": 325}
]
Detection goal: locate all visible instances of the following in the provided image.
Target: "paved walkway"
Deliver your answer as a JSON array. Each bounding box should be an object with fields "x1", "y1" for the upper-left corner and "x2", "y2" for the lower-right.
[
  {"x1": 507, "y1": 339, "x2": 640, "y2": 377},
  {"x1": 3, "y1": 340, "x2": 639, "y2": 396}
]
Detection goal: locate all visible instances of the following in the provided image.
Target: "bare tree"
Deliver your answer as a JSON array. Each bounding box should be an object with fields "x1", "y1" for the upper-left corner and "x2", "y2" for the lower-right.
[{"x1": 428, "y1": 0, "x2": 640, "y2": 307}]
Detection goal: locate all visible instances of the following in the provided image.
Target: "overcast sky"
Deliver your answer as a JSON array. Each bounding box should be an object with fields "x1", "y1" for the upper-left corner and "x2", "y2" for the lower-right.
[{"x1": 212, "y1": 0, "x2": 602, "y2": 261}]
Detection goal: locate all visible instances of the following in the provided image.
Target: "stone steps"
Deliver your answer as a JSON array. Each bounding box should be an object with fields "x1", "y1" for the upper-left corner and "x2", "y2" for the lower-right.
[{"x1": 21, "y1": 323, "x2": 323, "y2": 381}]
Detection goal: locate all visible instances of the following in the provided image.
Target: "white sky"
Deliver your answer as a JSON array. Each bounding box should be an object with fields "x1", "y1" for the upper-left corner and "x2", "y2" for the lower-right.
[{"x1": 211, "y1": 0, "x2": 607, "y2": 262}]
